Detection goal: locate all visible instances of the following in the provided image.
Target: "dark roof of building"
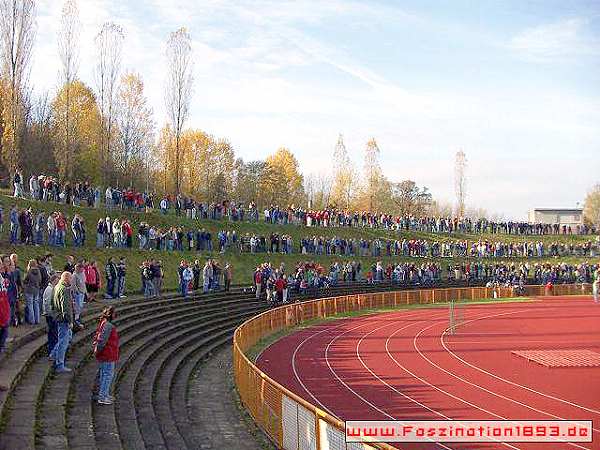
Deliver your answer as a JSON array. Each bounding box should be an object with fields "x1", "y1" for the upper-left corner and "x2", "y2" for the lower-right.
[{"x1": 532, "y1": 208, "x2": 583, "y2": 213}]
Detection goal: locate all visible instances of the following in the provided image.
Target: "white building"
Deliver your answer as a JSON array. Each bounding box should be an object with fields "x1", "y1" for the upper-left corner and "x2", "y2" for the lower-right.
[{"x1": 528, "y1": 208, "x2": 583, "y2": 226}]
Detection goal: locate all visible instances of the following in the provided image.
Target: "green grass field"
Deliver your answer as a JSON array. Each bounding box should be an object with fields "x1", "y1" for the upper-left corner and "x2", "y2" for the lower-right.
[{"x1": 0, "y1": 191, "x2": 596, "y2": 294}]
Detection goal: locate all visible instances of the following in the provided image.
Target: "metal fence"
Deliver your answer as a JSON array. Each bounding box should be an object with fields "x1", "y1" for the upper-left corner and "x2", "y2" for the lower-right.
[{"x1": 233, "y1": 284, "x2": 591, "y2": 450}]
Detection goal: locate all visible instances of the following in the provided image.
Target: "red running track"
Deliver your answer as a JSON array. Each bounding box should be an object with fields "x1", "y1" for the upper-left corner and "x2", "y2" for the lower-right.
[{"x1": 256, "y1": 297, "x2": 600, "y2": 450}]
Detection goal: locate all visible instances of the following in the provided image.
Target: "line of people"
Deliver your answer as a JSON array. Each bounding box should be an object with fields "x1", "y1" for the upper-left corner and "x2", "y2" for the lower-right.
[{"x1": 13, "y1": 170, "x2": 598, "y2": 237}]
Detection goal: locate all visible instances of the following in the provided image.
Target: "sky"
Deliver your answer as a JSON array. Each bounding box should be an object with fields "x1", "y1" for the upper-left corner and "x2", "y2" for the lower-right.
[{"x1": 33, "y1": 0, "x2": 600, "y2": 220}]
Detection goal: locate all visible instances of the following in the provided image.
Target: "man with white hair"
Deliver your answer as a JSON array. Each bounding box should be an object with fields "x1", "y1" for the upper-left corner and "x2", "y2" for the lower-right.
[{"x1": 50, "y1": 271, "x2": 74, "y2": 373}]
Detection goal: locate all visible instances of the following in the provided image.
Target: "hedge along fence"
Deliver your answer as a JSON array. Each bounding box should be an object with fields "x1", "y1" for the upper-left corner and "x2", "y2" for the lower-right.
[{"x1": 233, "y1": 283, "x2": 591, "y2": 450}]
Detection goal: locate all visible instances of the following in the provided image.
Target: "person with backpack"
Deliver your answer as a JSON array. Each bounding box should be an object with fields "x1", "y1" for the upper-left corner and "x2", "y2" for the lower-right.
[{"x1": 93, "y1": 306, "x2": 119, "y2": 405}]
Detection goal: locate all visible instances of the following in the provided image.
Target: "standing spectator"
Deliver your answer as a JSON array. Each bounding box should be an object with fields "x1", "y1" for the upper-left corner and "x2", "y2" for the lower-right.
[
  {"x1": 116, "y1": 258, "x2": 127, "y2": 298},
  {"x1": 13, "y1": 170, "x2": 25, "y2": 198},
  {"x1": 93, "y1": 306, "x2": 119, "y2": 405},
  {"x1": 223, "y1": 263, "x2": 232, "y2": 292},
  {"x1": 42, "y1": 274, "x2": 60, "y2": 357},
  {"x1": 192, "y1": 260, "x2": 201, "y2": 291},
  {"x1": 85, "y1": 261, "x2": 101, "y2": 303},
  {"x1": 9, "y1": 205, "x2": 19, "y2": 244},
  {"x1": 29, "y1": 174, "x2": 39, "y2": 200},
  {"x1": 0, "y1": 268, "x2": 10, "y2": 390},
  {"x1": 180, "y1": 262, "x2": 193, "y2": 298},
  {"x1": 202, "y1": 260, "x2": 213, "y2": 294},
  {"x1": 55, "y1": 213, "x2": 67, "y2": 247},
  {"x1": 10, "y1": 254, "x2": 23, "y2": 326},
  {"x1": 23, "y1": 260, "x2": 42, "y2": 325},
  {"x1": 254, "y1": 268, "x2": 262, "y2": 299},
  {"x1": 141, "y1": 261, "x2": 155, "y2": 298},
  {"x1": 152, "y1": 260, "x2": 163, "y2": 297},
  {"x1": 96, "y1": 219, "x2": 105, "y2": 248},
  {"x1": 105, "y1": 258, "x2": 117, "y2": 299},
  {"x1": 72, "y1": 264, "x2": 87, "y2": 324},
  {"x1": 50, "y1": 271, "x2": 74, "y2": 373},
  {"x1": 64, "y1": 255, "x2": 75, "y2": 273}
]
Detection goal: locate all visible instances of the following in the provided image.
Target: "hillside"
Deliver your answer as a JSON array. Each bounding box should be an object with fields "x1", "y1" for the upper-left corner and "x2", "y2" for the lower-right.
[{"x1": 0, "y1": 192, "x2": 596, "y2": 294}]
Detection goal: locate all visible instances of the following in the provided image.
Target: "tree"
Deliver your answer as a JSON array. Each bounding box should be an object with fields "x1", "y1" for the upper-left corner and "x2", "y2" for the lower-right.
[
  {"x1": 116, "y1": 72, "x2": 154, "y2": 188},
  {"x1": 261, "y1": 147, "x2": 304, "y2": 207},
  {"x1": 57, "y1": 0, "x2": 80, "y2": 181},
  {"x1": 330, "y1": 134, "x2": 356, "y2": 209},
  {"x1": 0, "y1": 0, "x2": 36, "y2": 173},
  {"x1": 583, "y1": 184, "x2": 600, "y2": 227},
  {"x1": 363, "y1": 138, "x2": 381, "y2": 211},
  {"x1": 305, "y1": 172, "x2": 332, "y2": 210},
  {"x1": 51, "y1": 80, "x2": 101, "y2": 182},
  {"x1": 95, "y1": 22, "x2": 124, "y2": 184},
  {"x1": 155, "y1": 124, "x2": 175, "y2": 193},
  {"x1": 233, "y1": 159, "x2": 267, "y2": 207},
  {"x1": 165, "y1": 27, "x2": 193, "y2": 196},
  {"x1": 390, "y1": 180, "x2": 432, "y2": 216},
  {"x1": 21, "y1": 93, "x2": 56, "y2": 176},
  {"x1": 182, "y1": 130, "x2": 234, "y2": 202},
  {"x1": 454, "y1": 149, "x2": 467, "y2": 217},
  {"x1": 428, "y1": 199, "x2": 453, "y2": 217}
]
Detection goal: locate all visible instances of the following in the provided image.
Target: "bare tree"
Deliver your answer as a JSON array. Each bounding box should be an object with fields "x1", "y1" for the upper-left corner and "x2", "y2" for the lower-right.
[
  {"x1": 57, "y1": 0, "x2": 80, "y2": 180},
  {"x1": 305, "y1": 172, "x2": 332, "y2": 209},
  {"x1": 165, "y1": 27, "x2": 193, "y2": 196},
  {"x1": 364, "y1": 137, "x2": 381, "y2": 211},
  {"x1": 0, "y1": 0, "x2": 36, "y2": 173},
  {"x1": 454, "y1": 149, "x2": 467, "y2": 217},
  {"x1": 95, "y1": 22, "x2": 124, "y2": 184}
]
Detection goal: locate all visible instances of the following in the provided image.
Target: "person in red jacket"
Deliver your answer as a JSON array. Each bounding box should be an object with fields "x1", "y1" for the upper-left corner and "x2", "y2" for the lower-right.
[
  {"x1": 93, "y1": 306, "x2": 119, "y2": 405},
  {"x1": 0, "y1": 270, "x2": 10, "y2": 391}
]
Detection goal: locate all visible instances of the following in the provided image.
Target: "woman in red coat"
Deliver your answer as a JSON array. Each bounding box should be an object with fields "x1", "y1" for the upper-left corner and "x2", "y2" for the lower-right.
[{"x1": 94, "y1": 306, "x2": 119, "y2": 405}]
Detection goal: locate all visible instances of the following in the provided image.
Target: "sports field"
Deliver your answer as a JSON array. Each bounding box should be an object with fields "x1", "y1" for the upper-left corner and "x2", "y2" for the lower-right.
[{"x1": 257, "y1": 297, "x2": 600, "y2": 449}]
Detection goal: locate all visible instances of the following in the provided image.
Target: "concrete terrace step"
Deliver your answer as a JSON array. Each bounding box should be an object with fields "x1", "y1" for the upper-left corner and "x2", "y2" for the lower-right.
[
  {"x1": 39, "y1": 298, "x2": 261, "y2": 450},
  {"x1": 0, "y1": 293, "x2": 257, "y2": 449},
  {"x1": 66, "y1": 301, "x2": 261, "y2": 450},
  {"x1": 94, "y1": 303, "x2": 264, "y2": 450}
]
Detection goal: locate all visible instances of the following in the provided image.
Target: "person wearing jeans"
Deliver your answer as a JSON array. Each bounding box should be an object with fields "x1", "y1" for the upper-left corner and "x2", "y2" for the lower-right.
[
  {"x1": 42, "y1": 274, "x2": 60, "y2": 356},
  {"x1": 72, "y1": 264, "x2": 87, "y2": 324},
  {"x1": 50, "y1": 272, "x2": 74, "y2": 373},
  {"x1": 93, "y1": 306, "x2": 119, "y2": 405},
  {"x1": 104, "y1": 258, "x2": 117, "y2": 299},
  {"x1": 24, "y1": 260, "x2": 42, "y2": 324}
]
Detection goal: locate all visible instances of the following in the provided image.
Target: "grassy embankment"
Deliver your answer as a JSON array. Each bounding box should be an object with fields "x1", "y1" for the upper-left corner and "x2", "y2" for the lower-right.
[{"x1": 0, "y1": 192, "x2": 595, "y2": 294}]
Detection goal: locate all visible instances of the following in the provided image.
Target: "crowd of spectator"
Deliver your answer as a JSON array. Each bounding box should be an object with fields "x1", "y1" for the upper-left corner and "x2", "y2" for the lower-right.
[
  {"x1": 12, "y1": 171, "x2": 598, "y2": 237},
  {"x1": 4, "y1": 202, "x2": 599, "y2": 263}
]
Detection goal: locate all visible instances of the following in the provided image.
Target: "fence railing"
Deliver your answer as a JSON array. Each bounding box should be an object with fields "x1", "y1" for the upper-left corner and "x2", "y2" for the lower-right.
[{"x1": 233, "y1": 284, "x2": 591, "y2": 450}]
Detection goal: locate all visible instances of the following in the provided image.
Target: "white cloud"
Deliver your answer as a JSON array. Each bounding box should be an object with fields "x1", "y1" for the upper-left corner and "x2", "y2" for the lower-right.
[{"x1": 508, "y1": 18, "x2": 600, "y2": 62}]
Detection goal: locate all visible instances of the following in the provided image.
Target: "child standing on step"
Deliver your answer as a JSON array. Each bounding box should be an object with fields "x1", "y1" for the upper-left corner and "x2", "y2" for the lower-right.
[{"x1": 93, "y1": 306, "x2": 119, "y2": 405}]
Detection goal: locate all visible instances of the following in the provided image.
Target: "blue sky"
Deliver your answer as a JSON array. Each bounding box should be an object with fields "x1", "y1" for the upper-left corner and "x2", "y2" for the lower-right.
[{"x1": 33, "y1": 0, "x2": 600, "y2": 219}]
